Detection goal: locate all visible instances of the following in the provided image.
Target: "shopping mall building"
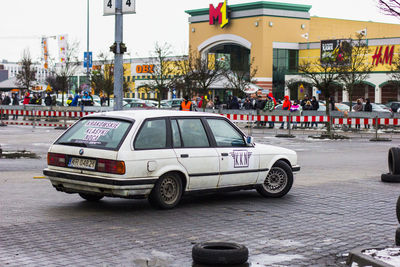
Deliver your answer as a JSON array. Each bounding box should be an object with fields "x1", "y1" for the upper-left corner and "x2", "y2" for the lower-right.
[{"x1": 184, "y1": 0, "x2": 400, "y2": 103}]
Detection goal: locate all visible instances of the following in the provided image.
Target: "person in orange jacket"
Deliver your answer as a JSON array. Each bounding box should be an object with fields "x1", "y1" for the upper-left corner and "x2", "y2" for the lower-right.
[
  {"x1": 180, "y1": 95, "x2": 193, "y2": 111},
  {"x1": 280, "y1": 95, "x2": 291, "y2": 129}
]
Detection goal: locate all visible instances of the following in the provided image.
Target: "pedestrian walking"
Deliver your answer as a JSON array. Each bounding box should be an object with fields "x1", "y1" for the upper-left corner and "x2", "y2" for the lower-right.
[
  {"x1": 229, "y1": 96, "x2": 240, "y2": 110},
  {"x1": 44, "y1": 93, "x2": 52, "y2": 106},
  {"x1": 303, "y1": 100, "x2": 313, "y2": 128},
  {"x1": 263, "y1": 94, "x2": 276, "y2": 128},
  {"x1": 280, "y1": 95, "x2": 291, "y2": 129},
  {"x1": 353, "y1": 98, "x2": 363, "y2": 129},
  {"x1": 180, "y1": 95, "x2": 193, "y2": 111},
  {"x1": 364, "y1": 98, "x2": 372, "y2": 129},
  {"x1": 311, "y1": 96, "x2": 319, "y2": 128},
  {"x1": 290, "y1": 100, "x2": 300, "y2": 129},
  {"x1": 12, "y1": 93, "x2": 19, "y2": 120},
  {"x1": 23, "y1": 92, "x2": 31, "y2": 105}
]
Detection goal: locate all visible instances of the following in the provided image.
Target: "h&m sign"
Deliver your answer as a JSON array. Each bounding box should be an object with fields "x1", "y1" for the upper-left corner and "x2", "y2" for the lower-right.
[
  {"x1": 209, "y1": 0, "x2": 229, "y2": 28},
  {"x1": 372, "y1": 45, "x2": 395, "y2": 66}
]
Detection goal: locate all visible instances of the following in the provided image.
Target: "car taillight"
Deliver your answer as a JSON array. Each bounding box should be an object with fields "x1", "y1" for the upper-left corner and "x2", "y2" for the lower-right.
[
  {"x1": 97, "y1": 159, "x2": 125, "y2": 175},
  {"x1": 47, "y1": 153, "x2": 66, "y2": 167}
]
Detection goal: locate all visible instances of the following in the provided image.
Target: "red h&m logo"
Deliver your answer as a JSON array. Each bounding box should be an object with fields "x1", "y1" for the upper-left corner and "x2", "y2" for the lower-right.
[
  {"x1": 209, "y1": 0, "x2": 229, "y2": 28},
  {"x1": 372, "y1": 45, "x2": 395, "y2": 66}
]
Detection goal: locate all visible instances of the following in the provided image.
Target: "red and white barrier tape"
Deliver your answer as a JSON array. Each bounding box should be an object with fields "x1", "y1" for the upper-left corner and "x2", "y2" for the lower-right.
[
  {"x1": 2, "y1": 109, "x2": 94, "y2": 117},
  {"x1": 3, "y1": 121, "x2": 72, "y2": 127}
]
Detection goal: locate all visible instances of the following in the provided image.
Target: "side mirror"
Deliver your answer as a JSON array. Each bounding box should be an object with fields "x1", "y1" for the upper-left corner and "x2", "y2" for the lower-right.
[{"x1": 246, "y1": 136, "x2": 254, "y2": 146}]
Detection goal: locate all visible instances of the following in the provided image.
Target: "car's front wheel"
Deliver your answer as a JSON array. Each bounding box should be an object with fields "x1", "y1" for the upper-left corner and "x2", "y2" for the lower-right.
[
  {"x1": 149, "y1": 172, "x2": 183, "y2": 209},
  {"x1": 256, "y1": 160, "x2": 293, "y2": 198}
]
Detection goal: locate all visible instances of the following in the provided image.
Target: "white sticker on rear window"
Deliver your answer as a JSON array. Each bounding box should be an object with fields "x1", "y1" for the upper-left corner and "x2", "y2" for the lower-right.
[
  {"x1": 85, "y1": 121, "x2": 121, "y2": 129},
  {"x1": 83, "y1": 128, "x2": 110, "y2": 142}
]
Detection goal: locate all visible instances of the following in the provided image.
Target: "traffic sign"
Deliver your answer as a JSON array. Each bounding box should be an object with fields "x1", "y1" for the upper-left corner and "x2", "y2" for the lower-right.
[
  {"x1": 84, "y1": 52, "x2": 93, "y2": 68},
  {"x1": 103, "y1": 0, "x2": 136, "y2": 16}
]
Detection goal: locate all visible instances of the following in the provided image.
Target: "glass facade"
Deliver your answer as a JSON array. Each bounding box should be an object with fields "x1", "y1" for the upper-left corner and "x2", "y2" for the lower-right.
[{"x1": 273, "y1": 49, "x2": 298, "y2": 99}]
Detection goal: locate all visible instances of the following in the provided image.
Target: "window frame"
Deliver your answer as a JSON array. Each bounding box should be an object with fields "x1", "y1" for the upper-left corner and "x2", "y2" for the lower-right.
[
  {"x1": 133, "y1": 117, "x2": 171, "y2": 150},
  {"x1": 54, "y1": 116, "x2": 134, "y2": 151},
  {"x1": 169, "y1": 116, "x2": 214, "y2": 149},
  {"x1": 203, "y1": 117, "x2": 249, "y2": 148}
]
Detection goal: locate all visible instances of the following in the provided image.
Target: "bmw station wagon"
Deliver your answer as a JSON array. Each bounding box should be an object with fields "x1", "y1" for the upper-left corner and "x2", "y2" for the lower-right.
[{"x1": 43, "y1": 110, "x2": 300, "y2": 209}]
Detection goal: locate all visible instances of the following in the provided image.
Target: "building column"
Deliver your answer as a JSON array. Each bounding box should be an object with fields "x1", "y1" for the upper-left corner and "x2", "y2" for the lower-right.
[
  {"x1": 342, "y1": 88, "x2": 349, "y2": 102},
  {"x1": 375, "y1": 86, "x2": 382, "y2": 104},
  {"x1": 312, "y1": 87, "x2": 319, "y2": 100}
]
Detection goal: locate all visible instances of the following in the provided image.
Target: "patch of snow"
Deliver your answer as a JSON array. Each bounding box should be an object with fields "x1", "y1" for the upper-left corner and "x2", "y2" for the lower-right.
[
  {"x1": 363, "y1": 248, "x2": 400, "y2": 266},
  {"x1": 249, "y1": 254, "x2": 305, "y2": 266},
  {"x1": 257, "y1": 239, "x2": 303, "y2": 247}
]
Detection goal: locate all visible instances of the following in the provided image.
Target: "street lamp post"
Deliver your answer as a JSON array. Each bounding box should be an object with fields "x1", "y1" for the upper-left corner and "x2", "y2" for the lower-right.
[
  {"x1": 86, "y1": 0, "x2": 90, "y2": 91},
  {"x1": 113, "y1": 0, "x2": 124, "y2": 111}
]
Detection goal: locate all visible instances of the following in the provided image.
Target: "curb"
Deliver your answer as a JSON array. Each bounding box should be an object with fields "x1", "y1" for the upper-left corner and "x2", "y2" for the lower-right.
[{"x1": 347, "y1": 247, "x2": 395, "y2": 267}]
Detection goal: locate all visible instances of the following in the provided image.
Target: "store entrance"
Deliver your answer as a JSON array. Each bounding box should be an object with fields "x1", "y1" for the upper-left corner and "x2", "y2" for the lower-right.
[{"x1": 207, "y1": 43, "x2": 251, "y2": 73}]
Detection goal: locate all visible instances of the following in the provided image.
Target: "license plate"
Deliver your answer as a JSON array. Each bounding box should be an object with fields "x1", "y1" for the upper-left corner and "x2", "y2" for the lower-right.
[{"x1": 68, "y1": 157, "x2": 96, "y2": 170}]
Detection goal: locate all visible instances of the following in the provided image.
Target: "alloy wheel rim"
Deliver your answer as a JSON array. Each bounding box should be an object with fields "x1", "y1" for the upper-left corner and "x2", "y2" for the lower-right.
[
  {"x1": 160, "y1": 177, "x2": 179, "y2": 204},
  {"x1": 263, "y1": 167, "x2": 288, "y2": 193}
]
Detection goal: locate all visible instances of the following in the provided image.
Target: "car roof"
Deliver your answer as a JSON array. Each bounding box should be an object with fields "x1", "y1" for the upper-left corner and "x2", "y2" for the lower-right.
[{"x1": 85, "y1": 110, "x2": 223, "y2": 120}]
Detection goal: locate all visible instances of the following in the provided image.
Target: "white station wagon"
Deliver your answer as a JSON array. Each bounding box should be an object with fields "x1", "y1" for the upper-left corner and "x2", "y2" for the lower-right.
[{"x1": 43, "y1": 110, "x2": 300, "y2": 209}]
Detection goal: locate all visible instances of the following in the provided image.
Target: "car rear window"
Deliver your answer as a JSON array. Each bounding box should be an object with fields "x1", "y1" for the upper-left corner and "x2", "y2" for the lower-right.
[{"x1": 55, "y1": 118, "x2": 132, "y2": 150}]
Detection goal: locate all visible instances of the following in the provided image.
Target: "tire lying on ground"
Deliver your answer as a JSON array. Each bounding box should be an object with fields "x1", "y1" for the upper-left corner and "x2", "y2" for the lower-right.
[
  {"x1": 396, "y1": 227, "x2": 400, "y2": 246},
  {"x1": 192, "y1": 242, "x2": 248, "y2": 265},
  {"x1": 388, "y1": 147, "x2": 400, "y2": 175},
  {"x1": 381, "y1": 173, "x2": 400, "y2": 183},
  {"x1": 397, "y1": 196, "x2": 400, "y2": 224}
]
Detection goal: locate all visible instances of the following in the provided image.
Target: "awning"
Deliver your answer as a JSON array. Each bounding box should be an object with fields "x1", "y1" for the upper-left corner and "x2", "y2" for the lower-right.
[
  {"x1": 0, "y1": 77, "x2": 23, "y2": 91},
  {"x1": 243, "y1": 83, "x2": 263, "y2": 94}
]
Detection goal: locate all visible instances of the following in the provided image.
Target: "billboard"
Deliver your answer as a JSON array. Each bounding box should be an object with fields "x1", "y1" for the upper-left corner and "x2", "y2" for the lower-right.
[{"x1": 320, "y1": 39, "x2": 351, "y2": 64}]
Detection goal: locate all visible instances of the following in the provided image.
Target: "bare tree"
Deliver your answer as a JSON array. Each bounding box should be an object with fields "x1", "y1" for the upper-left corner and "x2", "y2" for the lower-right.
[
  {"x1": 91, "y1": 52, "x2": 130, "y2": 106},
  {"x1": 339, "y1": 34, "x2": 373, "y2": 107},
  {"x1": 50, "y1": 41, "x2": 80, "y2": 105},
  {"x1": 223, "y1": 57, "x2": 258, "y2": 98},
  {"x1": 298, "y1": 57, "x2": 344, "y2": 137},
  {"x1": 377, "y1": 0, "x2": 400, "y2": 17},
  {"x1": 144, "y1": 42, "x2": 176, "y2": 107},
  {"x1": 15, "y1": 49, "x2": 37, "y2": 94},
  {"x1": 190, "y1": 51, "x2": 224, "y2": 110}
]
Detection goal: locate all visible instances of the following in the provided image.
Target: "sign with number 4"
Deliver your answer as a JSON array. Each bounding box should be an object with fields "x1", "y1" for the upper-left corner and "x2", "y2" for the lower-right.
[{"x1": 103, "y1": 0, "x2": 136, "y2": 16}]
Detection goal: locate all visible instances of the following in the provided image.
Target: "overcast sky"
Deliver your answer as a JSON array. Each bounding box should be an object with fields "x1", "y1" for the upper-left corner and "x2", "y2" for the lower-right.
[{"x1": 0, "y1": 0, "x2": 398, "y2": 63}]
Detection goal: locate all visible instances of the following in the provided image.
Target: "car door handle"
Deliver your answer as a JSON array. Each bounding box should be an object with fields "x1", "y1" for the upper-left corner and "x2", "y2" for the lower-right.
[
  {"x1": 221, "y1": 153, "x2": 229, "y2": 157},
  {"x1": 180, "y1": 154, "x2": 189, "y2": 158}
]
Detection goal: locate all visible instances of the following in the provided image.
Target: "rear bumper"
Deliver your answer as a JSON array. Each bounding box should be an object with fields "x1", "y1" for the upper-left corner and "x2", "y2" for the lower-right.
[
  {"x1": 292, "y1": 165, "x2": 301, "y2": 172},
  {"x1": 43, "y1": 169, "x2": 156, "y2": 198}
]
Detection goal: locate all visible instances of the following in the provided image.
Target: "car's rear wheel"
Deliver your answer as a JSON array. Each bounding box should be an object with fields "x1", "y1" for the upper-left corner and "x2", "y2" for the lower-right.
[
  {"x1": 79, "y1": 193, "x2": 104, "y2": 202},
  {"x1": 256, "y1": 160, "x2": 293, "y2": 198},
  {"x1": 149, "y1": 173, "x2": 183, "y2": 209}
]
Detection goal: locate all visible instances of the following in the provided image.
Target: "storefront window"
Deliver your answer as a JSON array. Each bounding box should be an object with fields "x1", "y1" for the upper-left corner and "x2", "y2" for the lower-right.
[{"x1": 273, "y1": 49, "x2": 298, "y2": 99}]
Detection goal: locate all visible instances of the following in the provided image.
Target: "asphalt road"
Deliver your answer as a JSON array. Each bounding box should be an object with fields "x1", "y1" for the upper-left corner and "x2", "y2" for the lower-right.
[{"x1": 0, "y1": 125, "x2": 399, "y2": 266}]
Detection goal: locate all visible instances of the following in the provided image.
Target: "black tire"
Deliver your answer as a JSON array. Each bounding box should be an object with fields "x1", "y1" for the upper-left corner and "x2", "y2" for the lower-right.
[
  {"x1": 396, "y1": 227, "x2": 400, "y2": 246},
  {"x1": 192, "y1": 242, "x2": 248, "y2": 265},
  {"x1": 256, "y1": 160, "x2": 293, "y2": 198},
  {"x1": 397, "y1": 196, "x2": 400, "y2": 224},
  {"x1": 389, "y1": 147, "x2": 400, "y2": 175},
  {"x1": 381, "y1": 173, "x2": 400, "y2": 183},
  {"x1": 78, "y1": 193, "x2": 104, "y2": 201},
  {"x1": 148, "y1": 172, "x2": 183, "y2": 209}
]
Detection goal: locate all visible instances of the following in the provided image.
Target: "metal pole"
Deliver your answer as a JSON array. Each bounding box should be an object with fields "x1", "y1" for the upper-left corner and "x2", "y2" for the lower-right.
[
  {"x1": 86, "y1": 0, "x2": 90, "y2": 89},
  {"x1": 114, "y1": 0, "x2": 124, "y2": 111}
]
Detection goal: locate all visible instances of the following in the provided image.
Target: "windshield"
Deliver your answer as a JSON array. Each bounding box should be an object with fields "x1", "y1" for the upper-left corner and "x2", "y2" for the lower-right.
[{"x1": 55, "y1": 118, "x2": 133, "y2": 150}]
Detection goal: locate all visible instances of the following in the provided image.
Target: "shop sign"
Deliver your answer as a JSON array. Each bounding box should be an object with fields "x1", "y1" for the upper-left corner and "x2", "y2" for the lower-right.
[
  {"x1": 209, "y1": 0, "x2": 229, "y2": 28},
  {"x1": 136, "y1": 64, "x2": 154, "y2": 74},
  {"x1": 372, "y1": 45, "x2": 394, "y2": 66},
  {"x1": 320, "y1": 39, "x2": 351, "y2": 65}
]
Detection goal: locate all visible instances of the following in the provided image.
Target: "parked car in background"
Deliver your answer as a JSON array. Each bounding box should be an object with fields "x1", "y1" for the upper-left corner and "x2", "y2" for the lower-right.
[
  {"x1": 386, "y1": 102, "x2": 400, "y2": 112},
  {"x1": 123, "y1": 98, "x2": 143, "y2": 105},
  {"x1": 352, "y1": 103, "x2": 391, "y2": 113},
  {"x1": 125, "y1": 102, "x2": 155, "y2": 109},
  {"x1": 161, "y1": 98, "x2": 184, "y2": 109}
]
